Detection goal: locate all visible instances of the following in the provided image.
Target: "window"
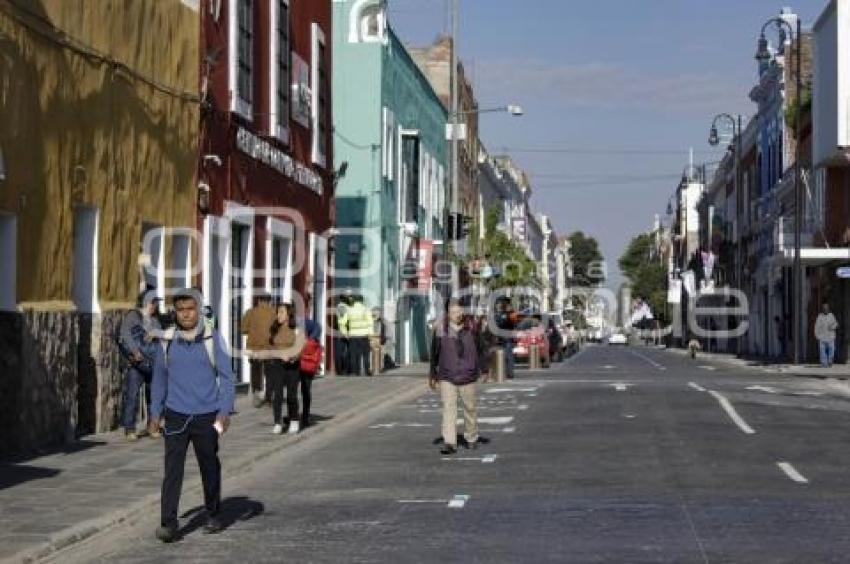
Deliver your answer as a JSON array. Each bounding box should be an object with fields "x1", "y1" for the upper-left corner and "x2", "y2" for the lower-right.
[
  {"x1": 270, "y1": 0, "x2": 290, "y2": 141},
  {"x1": 0, "y1": 214, "x2": 15, "y2": 311},
  {"x1": 382, "y1": 108, "x2": 395, "y2": 180},
  {"x1": 233, "y1": 0, "x2": 253, "y2": 117},
  {"x1": 401, "y1": 134, "x2": 420, "y2": 224},
  {"x1": 73, "y1": 207, "x2": 99, "y2": 314},
  {"x1": 360, "y1": 5, "x2": 384, "y2": 42},
  {"x1": 311, "y1": 23, "x2": 328, "y2": 167}
]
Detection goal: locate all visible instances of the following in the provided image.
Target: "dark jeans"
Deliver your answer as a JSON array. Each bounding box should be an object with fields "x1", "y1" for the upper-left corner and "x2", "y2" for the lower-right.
[
  {"x1": 268, "y1": 360, "x2": 300, "y2": 425},
  {"x1": 300, "y1": 372, "x2": 313, "y2": 427},
  {"x1": 122, "y1": 365, "x2": 152, "y2": 431},
  {"x1": 502, "y1": 340, "x2": 515, "y2": 378},
  {"x1": 334, "y1": 337, "x2": 349, "y2": 375},
  {"x1": 349, "y1": 337, "x2": 370, "y2": 376},
  {"x1": 250, "y1": 359, "x2": 269, "y2": 401},
  {"x1": 161, "y1": 410, "x2": 220, "y2": 528}
]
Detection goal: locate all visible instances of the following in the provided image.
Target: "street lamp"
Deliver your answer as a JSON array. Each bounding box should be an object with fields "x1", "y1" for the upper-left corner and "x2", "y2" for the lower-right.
[
  {"x1": 755, "y1": 14, "x2": 803, "y2": 364},
  {"x1": 707, "y1": 112, "x2": 743, "y2": 354}
]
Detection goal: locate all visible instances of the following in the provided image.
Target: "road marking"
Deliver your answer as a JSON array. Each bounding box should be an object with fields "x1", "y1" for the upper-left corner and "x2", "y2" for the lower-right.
[
  {"x1": 623, "y1": 414, "x2": 636, "y2": 419},
  {"x1": 708, "y1": 391, "x2": 755, "y2": 434},
  {"x1": 475, "y1": 416, "x2": 514, "y2": 425},
  {"x1": 629, "y1": 350, "x2": 667, "y2": 371},
  {"x1": 777, "y1": 462, "x2": 809, "y2": 484},
  {"x1": 747, "y1": 385, "x2": 780, "y2": 394},
  {"x1": 611, "y1": 383, "x2": 631, "y2": 392},
  {"x1": 518, "y1": 404, "x2": 529, "y2": 411},
  {"x1": 443, "y1": 455, "x2": 498, "y2": 463},
  {"x1": 698, "y1": 365, "x2": 717, "y2": 371},
  {"x1": 398, "y1": 499, "x2": 446, "y2": 504},
  {"x1": 448, "y1": 495, "x2": 470, "y2": 508},
  {"x1": 502, "y1": 426, "x2": 516, "y2": 433},
  {"x1": 688, "y1": 382, "x2": 707, "y2": 392},
  {"x1": 486, "y1": 387, "x2": 538, "y2": 393},
  {"x1": 370, "y1": 423, "x2": 433, "y2": 429},
  {"x1": 602, "y1": 365, "x2": 617, "y2": 370}
]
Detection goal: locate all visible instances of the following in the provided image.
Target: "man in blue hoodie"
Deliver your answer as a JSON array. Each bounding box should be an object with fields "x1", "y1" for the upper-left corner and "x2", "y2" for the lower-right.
[{"x1": 149, "y1": 289, "x2": 235, "y2": 543}]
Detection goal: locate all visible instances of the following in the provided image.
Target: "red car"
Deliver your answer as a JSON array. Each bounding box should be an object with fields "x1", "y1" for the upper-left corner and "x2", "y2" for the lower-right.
[{"x1": 513, "y1": 315, "x2": 550, "y2": 366}]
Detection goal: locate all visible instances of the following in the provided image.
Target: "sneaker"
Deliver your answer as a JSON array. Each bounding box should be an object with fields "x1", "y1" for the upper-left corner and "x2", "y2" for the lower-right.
[
  {"x1": 272, "y1": 424, "x2": 283, "y2": 435},
  {"x1": 440, "y1": 444, "x2": 457, "y2": 455},
  {"x1": 287, "y1": 420, "x2": 300, "y2": 435},
  {"x1": 155, "y1": 525, "x2": 178, "y2": 543},
  {"x1": 125, "y1": 430, "x2": 139, "y2": 442},
  {"x1": 149, "y1": 428, "x2": 162, "y2": 439},
  {"x1": 203, "y1": 516, "x2": 224, "y2": 534}
]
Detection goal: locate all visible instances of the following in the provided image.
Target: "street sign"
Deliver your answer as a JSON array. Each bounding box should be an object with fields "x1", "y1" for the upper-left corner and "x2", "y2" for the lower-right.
[{"x1": 837, "y1": 267, "x2": 850, "y2": 279}]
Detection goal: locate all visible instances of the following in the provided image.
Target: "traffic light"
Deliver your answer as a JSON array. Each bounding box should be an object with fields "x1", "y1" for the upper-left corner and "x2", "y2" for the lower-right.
[{"x1": 447, "y1": 213, "x2": 473, "y2": 240}]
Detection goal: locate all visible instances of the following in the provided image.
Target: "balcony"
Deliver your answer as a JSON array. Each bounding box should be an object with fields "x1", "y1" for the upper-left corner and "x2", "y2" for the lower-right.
[{"x1": 771, "y1": 215, "x2": 850, "y2": 265}]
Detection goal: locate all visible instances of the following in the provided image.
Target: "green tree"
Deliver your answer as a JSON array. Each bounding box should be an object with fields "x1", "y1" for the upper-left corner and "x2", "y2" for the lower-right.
[
  {"x1": 619, "y1": 231, "x2": 668, "y2": 324},
  {"x1": 479, "y1": 206, "x2": 541, "y2": 290},
  {"x1": 568, "y1": 231, "x2": 605, "y2": 286}
]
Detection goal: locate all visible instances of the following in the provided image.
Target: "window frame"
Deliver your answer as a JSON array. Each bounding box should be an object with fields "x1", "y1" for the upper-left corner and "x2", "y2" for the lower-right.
[
  {"x1": 269, "y1": 0, "x2": 291, "y2": 143},
  {"x1": 230, "y1": 0, "x2": 254, "y2": 120},
  {"x1": 311, "y1": 23, "x2": 328, "y2": 168}
]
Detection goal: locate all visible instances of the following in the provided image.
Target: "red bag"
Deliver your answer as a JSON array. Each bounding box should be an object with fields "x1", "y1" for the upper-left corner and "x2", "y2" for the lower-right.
[{"x1": 300, "y1": 338, "x2": 323, "y2": 375}]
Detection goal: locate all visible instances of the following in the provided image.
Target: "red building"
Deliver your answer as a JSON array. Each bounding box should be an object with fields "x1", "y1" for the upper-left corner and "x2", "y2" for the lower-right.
[{"x1": 197, "y1": 0, "x2": 334, "y2": 381}]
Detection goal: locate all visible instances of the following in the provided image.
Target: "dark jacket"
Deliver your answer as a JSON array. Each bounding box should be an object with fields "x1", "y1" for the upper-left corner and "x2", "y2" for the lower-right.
[{"x1": 429, "y1": 321, "x2": 488, "y2": 385}]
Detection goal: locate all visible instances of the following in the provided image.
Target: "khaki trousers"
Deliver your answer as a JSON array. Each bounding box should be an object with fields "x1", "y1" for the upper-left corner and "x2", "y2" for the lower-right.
[{"x1": 440, "y1": 380, "x2": 478, "y2": 447}]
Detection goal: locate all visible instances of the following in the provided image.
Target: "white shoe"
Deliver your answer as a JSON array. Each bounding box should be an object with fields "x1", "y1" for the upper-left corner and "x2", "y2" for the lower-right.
[
  {"x1": 272, "y1": 424, "x2": 283, "y2": 435},
  {"x1": 287, "y1": 421, "x2": 300, "y2": 434}
]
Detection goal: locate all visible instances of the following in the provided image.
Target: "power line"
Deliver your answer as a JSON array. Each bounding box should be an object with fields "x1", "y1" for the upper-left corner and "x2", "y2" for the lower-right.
[{"x1": 496, "y1": 146, "x2": 720, "y2": 156}]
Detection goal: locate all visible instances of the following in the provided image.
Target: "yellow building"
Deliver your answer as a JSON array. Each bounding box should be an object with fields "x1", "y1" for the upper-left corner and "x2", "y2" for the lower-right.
[{"x1": 0, "y1": 0, "x2": 199, "y2": 453}]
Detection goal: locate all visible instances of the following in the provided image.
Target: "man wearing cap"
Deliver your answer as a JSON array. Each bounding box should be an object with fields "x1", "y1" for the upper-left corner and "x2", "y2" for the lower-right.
[
  {"x1": 240, "y1": 291, "x2": 276, "y2": 407},
  {"x1": 149, "y1": 289, "x2": 235, "y2": 542},
  {"x1": 118, "y1": 287, "x2": 163, "y2": 441}
]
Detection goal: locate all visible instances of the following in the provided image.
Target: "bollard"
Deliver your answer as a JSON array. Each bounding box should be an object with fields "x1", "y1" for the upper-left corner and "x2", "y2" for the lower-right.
[
  {"x1": 371, "y1": 345, "x2": 382, "y2": 376},
  {"x1": 491, "y1": 348, "x2": 506, "y2": 383},
  {"x1": 529, "y1": 344, "x2": 541, "y2": 369}
]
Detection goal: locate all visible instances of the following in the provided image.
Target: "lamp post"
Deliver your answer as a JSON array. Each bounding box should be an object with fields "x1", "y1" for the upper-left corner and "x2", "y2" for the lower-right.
[
  {"x1": 755, "y1": 15, "x2": 803, "y2": 364},
  {"x1": 708, "y1": 112, "x2": 743, "y2": 354}
]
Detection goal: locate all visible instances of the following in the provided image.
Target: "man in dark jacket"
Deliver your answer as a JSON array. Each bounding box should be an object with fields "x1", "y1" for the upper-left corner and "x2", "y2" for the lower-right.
[
  {"x1": 149, "y1": 289, "x2": 235, "y2": 543},
  {"x1": 429, "y1": 300, "x2": 487, "y2": 456}
]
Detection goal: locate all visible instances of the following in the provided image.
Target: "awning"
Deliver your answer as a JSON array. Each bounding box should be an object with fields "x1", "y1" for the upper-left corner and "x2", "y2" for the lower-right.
[{"x1": 770, "y1": 248, "x2": 850, "y2": 266}]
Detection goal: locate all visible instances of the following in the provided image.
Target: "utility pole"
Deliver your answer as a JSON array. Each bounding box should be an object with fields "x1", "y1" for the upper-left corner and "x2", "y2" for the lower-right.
[
  {"x1": 792, "y1": 17, "x2": 802, "y2": 365},
  {"x1": 449, "y1": 0, "x2": 460, "y2": 294}
]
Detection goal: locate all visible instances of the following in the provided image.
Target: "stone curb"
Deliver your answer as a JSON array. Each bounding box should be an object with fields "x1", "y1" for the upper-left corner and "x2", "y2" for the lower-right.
[{"x1": 9, "y1": 380, "x2": 428, "y2": 564}]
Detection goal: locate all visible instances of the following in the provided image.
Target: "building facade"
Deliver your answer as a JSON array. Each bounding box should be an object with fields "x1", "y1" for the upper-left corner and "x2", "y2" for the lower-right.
[{"x1": 332, "y1": 0, "x2": 448, "y2": 365}]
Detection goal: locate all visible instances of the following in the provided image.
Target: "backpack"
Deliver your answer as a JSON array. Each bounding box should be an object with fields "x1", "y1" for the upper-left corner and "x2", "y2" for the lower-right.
[
  {"x1": 300, "y1": 338, "x2": 323, "y2": 376},
  {"x1": 160, "y1": 325, "x2": 218, "y2": 373}
]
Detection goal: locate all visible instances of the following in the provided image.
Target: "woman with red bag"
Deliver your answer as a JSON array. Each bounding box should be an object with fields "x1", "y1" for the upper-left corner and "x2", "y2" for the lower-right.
[{"x1": 298, "y1": 294, "x2": 324, "y2": 429}]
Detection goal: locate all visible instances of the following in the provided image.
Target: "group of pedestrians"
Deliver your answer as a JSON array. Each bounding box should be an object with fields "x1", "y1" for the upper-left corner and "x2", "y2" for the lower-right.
[
  {"x1": 242, "y1": 292, "x2": 324, "y2": 435},
  {"x1": 333, "y1": 294, "x2": 388, "y2": 376}
]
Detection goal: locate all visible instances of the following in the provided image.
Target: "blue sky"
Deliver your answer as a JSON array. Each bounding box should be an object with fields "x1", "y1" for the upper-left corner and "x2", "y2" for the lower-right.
[{"x1": 388, "y1": 0, "x2": 826, "y2": 289}]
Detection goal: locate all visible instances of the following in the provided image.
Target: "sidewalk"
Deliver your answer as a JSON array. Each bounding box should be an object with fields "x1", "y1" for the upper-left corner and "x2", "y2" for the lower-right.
[
  {"x1": 0, "y1": 375, "x2": 427, "y2": 564},
  {"x1": 662, "y1": 347, "x2": 850, "y2": 378}
]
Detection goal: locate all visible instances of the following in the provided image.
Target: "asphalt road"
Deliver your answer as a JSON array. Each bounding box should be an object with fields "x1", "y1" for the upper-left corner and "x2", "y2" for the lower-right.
[{"x1": 54, "y1": 345, "x2": 850, "y2": 563}]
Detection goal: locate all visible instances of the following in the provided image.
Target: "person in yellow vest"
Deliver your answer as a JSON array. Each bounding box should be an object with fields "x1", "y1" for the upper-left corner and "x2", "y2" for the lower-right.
[{"x1": 339, "y1": 294, "x2": 373, "y2": 376}]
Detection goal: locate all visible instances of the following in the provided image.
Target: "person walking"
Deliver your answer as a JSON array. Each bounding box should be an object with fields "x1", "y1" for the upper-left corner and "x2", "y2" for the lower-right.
[
  {"x1": 429, "y1": 300, "x2": 487, "y2": 456},
  {"x1": 495, "y1": 298, "x2": 516, "y2": 379},
  {"x1": 340, "y1": 294, "x2": 373, "y2": 376},
  {"x1": 815, "y1": 302, "x2": 839, "y2": 368},
  {"x1": 118, "y1": 288, "x2": 163, "y2": 441},
  {"x1": 332, "y1": 296, "x2": 350, "y2": 375},
  {"x1": 241, "y1": 291, "x2": 277, "y2": 408},
  {"x1": 149, "y1": 289, "x2": 235, "y2": 543},
  {"x1": 298, "y1": 294, "x2": 323, "y2": 429},
  {"x1": 267, "y1": 303, "x2": 306, "y2": 434}
]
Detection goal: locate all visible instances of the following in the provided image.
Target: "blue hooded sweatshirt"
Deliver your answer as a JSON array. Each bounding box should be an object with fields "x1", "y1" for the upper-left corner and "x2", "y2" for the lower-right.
[{"x1": 150, "y1": 329, "x2": 235, "y2": 419}]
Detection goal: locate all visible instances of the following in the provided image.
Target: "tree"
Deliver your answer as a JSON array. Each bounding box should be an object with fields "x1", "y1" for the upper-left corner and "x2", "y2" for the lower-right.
[
  {"x1": 479, "y1": 206, "x2": 541, "y2": 290},
  {"x1": 619, "y1": 231, "x2": 668, "y2": 324},
  {"x1": 568, "y1": 231, "x2": 605, "y2": 287}
]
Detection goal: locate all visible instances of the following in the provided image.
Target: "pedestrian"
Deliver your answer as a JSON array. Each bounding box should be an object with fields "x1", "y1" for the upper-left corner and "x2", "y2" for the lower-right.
[
  {"x1": 299, "y1": 294, "x2": 323, "y2": 429},
  {"x1": 240, "y1": 291, "x2": 277, "y2": 408},
  {"x1": 117, "y1": 287, "x2": 163, "y2": 441},
  {"x1": 429, "y1": 300, "x2": 488, "y2": 456},
  {"x1": 267, "y1": 302, "x2": 306, "y2": 434},
  {"x1": 815, "y1": 302, "x2": 839, "y2": 368},
  {"x1": 370, "y1": 307, "x2": 387, "y2": 374},
  {"x1": 494, "y1": 298, "x2": 516, "y2": 379},
  {"x1": 149, "y1": 288, "x2": 235, "y2": 543},
  {"x1": 333, "y1": 295, "x2": 350, "y2": 375},
  {"x1": 340, "y1": 294, "x2": 373, "y2": 376}
]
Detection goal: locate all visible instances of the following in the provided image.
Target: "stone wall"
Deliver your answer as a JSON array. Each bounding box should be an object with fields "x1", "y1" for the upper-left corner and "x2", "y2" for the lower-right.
[{"x1": 97, "y1": 310, "x2": 129, "y2": 433}]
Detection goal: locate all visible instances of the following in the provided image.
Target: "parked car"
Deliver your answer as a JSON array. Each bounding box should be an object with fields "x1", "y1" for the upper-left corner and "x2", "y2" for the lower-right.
[{"x1": 513, "y1": 315, "x2": 551, "y2": 366}]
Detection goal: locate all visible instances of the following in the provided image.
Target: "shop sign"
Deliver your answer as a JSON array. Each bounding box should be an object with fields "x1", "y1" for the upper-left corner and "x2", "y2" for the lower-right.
[{"x1": 235, "y1": 126, "x2": 323, "y2": 195}]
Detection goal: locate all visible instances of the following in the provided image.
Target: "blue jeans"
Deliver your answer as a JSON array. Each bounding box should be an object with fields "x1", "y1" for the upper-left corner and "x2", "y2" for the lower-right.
[
  {"x1": 122, "y1": 366, "x2": 152, "y2": 430},
  {"x1": 819, "y1": 340, "x2": 835, "y2": 367},
  {"x1": 503, "y1": 340, "x2": 515, "y2": 377}
]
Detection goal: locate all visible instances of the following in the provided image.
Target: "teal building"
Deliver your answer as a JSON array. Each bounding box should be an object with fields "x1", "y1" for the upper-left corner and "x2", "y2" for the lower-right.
[{"x1": 332, "y1": 0, "x2": 449, "y2": 364}]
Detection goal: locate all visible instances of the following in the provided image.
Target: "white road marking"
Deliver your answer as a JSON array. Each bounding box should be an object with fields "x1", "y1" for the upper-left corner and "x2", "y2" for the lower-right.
[
  {"x1": 688, "y1": 382, "x2": 707, "y2": 392},
  {"x1": 601, "y1": 365, "x2": 617, "y2": 370},
  {"x1": 777, "y1": 462, "x2": 809, "y2": 484},
  {"x1": 370, "y1": 423, "x2": 434, "y2": 429},
  {"x1": 747, "y1": 385, "x2": 780, "y2": 394},
  {"x1": 629, "y1": 350, "x2": 667, "y2": 371},
  {"x1": 370, "y1": 423, "x2": 397, "y2": 429},
  {"x1": 518, "y1": 404, "x2": 529, "y2": 411},
  {"x1": 708, "y1": 391, "x2": 755, "y2": 434},
  {"x1": 487, "y1": 387, "x2": 538, "y2": 394},
  {"x1": 611, "y1": 383, "x2": 631, "y2": 392},
  {"x1": 398, "y1": 499, "x2": 447, "y2": 504},
  {"x1": 623, "y1": 414, "x2": 637, "y2": 419},
  {"x1": 448, "y1": 495, "x2": 470, "y2": 508},
  {"x1": 475, "y1": 416, "x2": 514, "y2": 425},
  {"x1": 502, "y1": 426, "x2": 516, "y2": 433},
  {"x1": 443, "y1": 455, "x2": 498, "y2": 463},
  {"x1": 698, "y1": 365, "x2": 717, "y2": 371}
]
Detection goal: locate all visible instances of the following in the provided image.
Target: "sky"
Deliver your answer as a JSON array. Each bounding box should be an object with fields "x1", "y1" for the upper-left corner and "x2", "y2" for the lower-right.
[{"x1": 388, "y1": 0, "x2": 826, "y2": 290}]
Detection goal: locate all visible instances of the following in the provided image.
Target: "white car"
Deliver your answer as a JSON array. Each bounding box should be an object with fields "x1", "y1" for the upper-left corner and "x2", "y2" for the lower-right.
[{"x1": 608, "y1": 332, "x2": 628, "y2": 345}]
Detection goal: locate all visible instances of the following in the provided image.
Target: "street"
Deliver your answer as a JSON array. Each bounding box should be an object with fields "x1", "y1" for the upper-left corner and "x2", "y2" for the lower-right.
[{"x1": 52, "y1": 345, "x2": 850, "y2": 564}]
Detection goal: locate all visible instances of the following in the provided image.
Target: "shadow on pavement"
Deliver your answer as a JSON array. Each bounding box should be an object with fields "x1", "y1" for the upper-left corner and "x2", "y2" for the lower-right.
[
  {"x1": 179, "y1": 496, "x2": 265, "y2": 536},
  {"x1": 0, "y1": 463, "x2": 61, "y2": 490}
]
